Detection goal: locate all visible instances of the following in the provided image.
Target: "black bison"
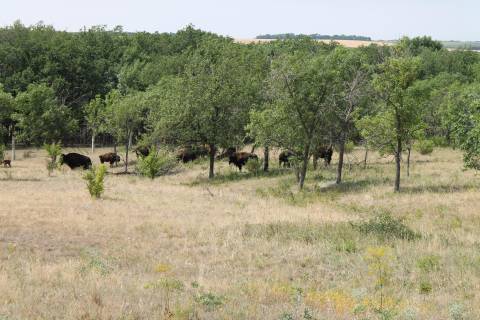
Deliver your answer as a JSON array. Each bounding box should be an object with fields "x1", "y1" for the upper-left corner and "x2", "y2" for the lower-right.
[
  {"x1": 312, "y1": 145, "x2": 333, "y2": 169},
  {"x1": 99, "y1": 152, "x2": 121, "y2": 167},
  {"x1": 228, "y1": 152, "x2": 258, "y2": 171},
  {"x1": 176, "y1": 146, "x2": 209, "y2": 163},
  {"x1": 279, "y1": 150, "x2": 295, "y2": 168},
  {"x1": 217, "y1": 147, "x2": 237, "y2": 160},
  {"x1": 134, "y1": 146, "x2": 150, "y2": 158},
  {"x1": 3, "y1": 160, "x2": 11, "y2": 167},
  {"x1": 59, "y1": 153, "x2": 92, "y2": 170}
]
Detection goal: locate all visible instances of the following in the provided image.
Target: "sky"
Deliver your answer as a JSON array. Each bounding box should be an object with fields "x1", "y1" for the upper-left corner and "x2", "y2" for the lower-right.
[{"x1": 1, "y1": 0, "x2": 479, "y2": 41}]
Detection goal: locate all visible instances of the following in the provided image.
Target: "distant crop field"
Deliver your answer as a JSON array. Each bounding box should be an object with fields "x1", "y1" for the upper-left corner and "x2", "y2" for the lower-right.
[
  {"x1": 235, "y1": 38, "x2": 389, "y2": 48},
  {"x1": 0, "y1": 146, "x2": 479, "y2": 319}
]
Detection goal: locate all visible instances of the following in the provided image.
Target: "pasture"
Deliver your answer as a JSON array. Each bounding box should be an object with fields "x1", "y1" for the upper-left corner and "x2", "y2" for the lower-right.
[{"x1": 0, "y1": 147, "x2": 479, "y2": 319}]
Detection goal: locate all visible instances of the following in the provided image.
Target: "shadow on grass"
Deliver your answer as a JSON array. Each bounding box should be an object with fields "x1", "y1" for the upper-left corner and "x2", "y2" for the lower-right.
[
  {"x1": 0, "y1": 177, "x2": 42, "y2": 182},
  {"x1": 188, "y1": 168, "x2": 292, "y2": 186},
  {"x1": 318, "y1": 178, "x2": 389, "y2": 194},
  {"x1": 402, "y1": 183, "x2": 479, "y2": 194}
]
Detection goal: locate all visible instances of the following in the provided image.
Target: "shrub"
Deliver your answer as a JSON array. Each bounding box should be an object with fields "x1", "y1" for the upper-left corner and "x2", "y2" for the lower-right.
[
  {"x1": 195, "y1": 292, "x2": 224, "y2": 311},
  {"x1": 353, "y1": 212, "x2": 421, "y2": 241},
  {"x1": 0, "y1": 144, "x2": 5, "y2": 161},
  {"x1": 44, "y1": 142, "x2": 62, "y2": 176},
  {"x1": 344, "y1": 141, "x2": 355, "y2": 154},
  {"x1": 83, "y1": 165, "x2": 107, "y2": 199},
  {"x1": 432, "y1": 136, "x2": 448, "y2": 147},
  {"x1": 419, "y1": 280, "x2": 432, "y2": 294},
  {"x1": 417, "y1": 254, "x2": 441, "y2": 273},
  {"x1": 137, "y1": 148, "x2": 176, "y2": 179},
  {"x1": 415, "y1": 139, "x2": 434, "y2": 155},
  {"x1": 245, "y1": 158, "x2": 262, "y2": 175}
]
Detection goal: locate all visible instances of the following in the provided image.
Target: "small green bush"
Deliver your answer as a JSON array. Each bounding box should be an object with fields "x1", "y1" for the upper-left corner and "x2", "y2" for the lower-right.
[
  {"x1": 353, "y1": 212, "x2": 421, "y2": 241},
  {"x1": 137, "y1": 148, "x2": 176, "y2": 179},
  {"x1": 195, "y1": 292, "x2": 224, "y2": 311},
  {"x1": 44, "y1": 142, "x2": 62, "y2": 176},
  {"x1": 432, "y1": 136, "x2": 448, "y2": 147},
  {"x1": 83, "y1": 165, "x2": 107, "y2": 199},
  {"x1": 245, "y1": 158, "x2": 262, "y2": 175},
  {"x1": 344, "y1": 141, "x2": 355, "y2": 154},
  {"x1": 0, "y1": 144, "x2": 5, "y2": 161},
  {"x1": 419, "y1": 280, "x2": 433, "y2": 294},
  {"x1": 417, "y1": 254, "x2": 441, "y2": 273},
  {"x1": 416, "y1": 139, "x2": 434, "y2": 155}
]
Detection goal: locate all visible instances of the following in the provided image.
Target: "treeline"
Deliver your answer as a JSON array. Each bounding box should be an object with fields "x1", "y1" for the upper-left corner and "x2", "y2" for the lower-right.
[
  {"x1": 256, "y1": 34, "x2": 372, "y2": 41},
  {"x1": 1, "y1": 23, "x2": 480, "y2": 191}
]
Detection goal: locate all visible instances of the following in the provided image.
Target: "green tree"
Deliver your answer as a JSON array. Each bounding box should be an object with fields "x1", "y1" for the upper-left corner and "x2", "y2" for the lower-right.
[
  {"x1": 327, "y1": 47, "x2": 371, "y2": 184},
  {"x1": 447, "y1": 83, "x2": 480, "y2": 170},
  {"x1": 357, "y1": 56, "x2": 422, "y2": 192},
  {"x1": 85, "y1": 95, "x2": 106, "y2": 154},
  {"x1": 105, "y1": 90, "x2": 144, "y2": 172},
  {"x1": 150, "y1": 38, "x2": 255, "y2": 178},
  {"x1": 0, "y1": 85, "x2": 16, "y2": 159},
  {"x1": 14, "y1": 83, "x2": 77, "y2": 145},
  {"x1": 249, "y1": 46, "x2": 337, "y2": 189}
]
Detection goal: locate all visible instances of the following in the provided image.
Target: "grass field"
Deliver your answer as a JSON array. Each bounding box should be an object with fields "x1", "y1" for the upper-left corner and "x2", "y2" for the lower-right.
[{"x1": 0, "y1": 147, "x2": 479, "y2": 319}]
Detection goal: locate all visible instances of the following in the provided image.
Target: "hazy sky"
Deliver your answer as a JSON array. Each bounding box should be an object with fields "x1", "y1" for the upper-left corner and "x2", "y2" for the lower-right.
[{"x1": 2, "y1": 0, "x2": 479, "y2": 41}]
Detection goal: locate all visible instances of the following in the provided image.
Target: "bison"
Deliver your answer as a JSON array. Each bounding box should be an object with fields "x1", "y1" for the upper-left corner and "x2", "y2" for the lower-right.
[
  {"x1": 59, "y1": 153, "x2": 92, "y2": 170},
  {"x1": 312, "y1": 145, "x2": 333, "y2": 169},
  {"x1": 279, "y1": 150, "x2": 295, "y2": 168},
  {"x1": 217, "y1": 147, "x2": 237, "y2": 160},
  {"x1": 176, "y1": 146, "x2": 209, "y2": 163},
  {"x1": 228, "y1": 152, "x2": 258, "y2": 171},
  {"x1": 2, "y1": 160, "x2": 11, "y2": 167},
  {"x1": 99, "y1": 152, "x2": 121, "y2": 167},
  {"x1": 134, "y1": 146, "x2": 150, "y2": 158}
]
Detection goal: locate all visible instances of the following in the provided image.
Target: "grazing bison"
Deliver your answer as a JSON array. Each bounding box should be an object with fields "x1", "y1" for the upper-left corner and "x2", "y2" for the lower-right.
[
  {"x1": 134, "y1": 146, "x2": 150, "y2": 158},
  {"x1": 2, "y1": 160, "x2": 11, "y2": 167},
  {"x1": 99, "y1": 152, "x2": 121, "y2": 167},
  {"x1": 279, "y1": 150, "x2": 295, "y2": 168},
  {"x1": 228, "y1": 152, "x2": 258, "y2": 171},
  {"x1": 217, "y1": 147, "x2": 237, "y2": 160},
  {"x1": 312, "y1": 145, "x2": 333, "y2": 169},
  {"x1": 176, "y1": 146, "x2": 209, "y2": 163},
  {"x1": 60, "y1": 153, "x2": 92, "y2": 170}
]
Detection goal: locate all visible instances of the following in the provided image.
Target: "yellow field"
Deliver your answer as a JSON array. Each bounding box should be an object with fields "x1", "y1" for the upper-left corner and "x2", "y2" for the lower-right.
[
  {"x1": 0, "y1": 147, "x2": 479, "y2": 319},
  {"x1": 235, "y1": 38, "x2": 389, "y2": 48}
]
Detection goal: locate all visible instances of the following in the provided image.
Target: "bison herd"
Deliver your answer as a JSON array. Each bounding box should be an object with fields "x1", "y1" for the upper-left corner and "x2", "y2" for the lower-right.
[
  {"x1": 44, "y1": 144, "x2": 334, "y2": 174},
  {"x1": 2, "y1": 145, "x2": 334, "y2": 172}
]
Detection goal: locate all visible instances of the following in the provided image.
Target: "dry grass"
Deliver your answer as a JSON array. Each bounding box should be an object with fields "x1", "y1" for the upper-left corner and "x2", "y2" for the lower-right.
[{"x1": 0, "y1": 146, "x2": 479, "y2": 319}]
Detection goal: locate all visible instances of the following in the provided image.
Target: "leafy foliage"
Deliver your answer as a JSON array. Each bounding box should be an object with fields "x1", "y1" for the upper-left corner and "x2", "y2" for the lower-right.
[
  {"x1": 353, "y1": 212, "x2": 421, "y2": 241},
  {"x1": 416, "y1": 139, "x2": 435, "y2": 155},
  {"x1": 83, "y1": 165, "x2": 107, "y2": 198},
  {"x1": 44, "y1": 142, "x2": 62, "y2": 176},
  {"x1": 137, "y1": 148, "x2": 177, "y2": 179}
]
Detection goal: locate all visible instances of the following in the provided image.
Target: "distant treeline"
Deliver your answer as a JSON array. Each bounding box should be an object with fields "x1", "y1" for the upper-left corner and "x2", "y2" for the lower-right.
[{"x1": 256, "y1": 33, "x2": 372, "y2": 41}]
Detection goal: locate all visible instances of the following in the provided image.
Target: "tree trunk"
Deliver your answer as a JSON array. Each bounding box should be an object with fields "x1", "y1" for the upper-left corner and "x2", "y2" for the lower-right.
[
  {"x1": 394, "y1": 137, "x2": 402, "y2": 192},
  {"x1": 299, "y1": 144, "x2": 311, "y2": 190},
  {"x1": 113, "y1": 142, "x2": 117, "y2": 154},
  {"x1": 363, "y1": 144, "x2": 368, "y2": 169},
  {"x1": 91, "y1": 131, "x2": 96, "y2": 154},
  {"x1": 11, "y1": 131, "x2": 15, "y2": 161},
  {"x1": 208, "y1": 144, "x2": 215, "y2": 179},
  {"x1": 125, "y1": 131, "x2": 133, "y2": 173},
  {"x1": 312, "y1": 152, "x2": 318, "y2": 170},
  {"x1": 263, "y1": 146, "x2": 269, "y2": 172},
  {"x1": 407, "y1": 146, "x2": 411, "y2": 177},
  {"x1": 336, "y1": 137, "x2": 346, "y2": 184}
]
